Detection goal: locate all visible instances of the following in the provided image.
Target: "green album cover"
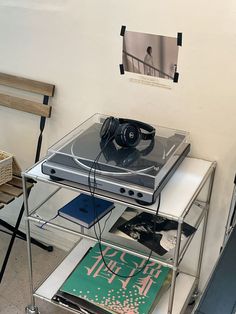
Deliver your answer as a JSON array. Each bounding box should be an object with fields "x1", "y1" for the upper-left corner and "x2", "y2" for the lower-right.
[{"x1": 60, "y1": 243, "x2": 171, "y2": 314}]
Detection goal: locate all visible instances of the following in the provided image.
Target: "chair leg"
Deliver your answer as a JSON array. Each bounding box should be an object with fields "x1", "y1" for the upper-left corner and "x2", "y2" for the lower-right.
[
  {"x1": 0, "y1": 218, "x2": 53, "y2": 251},
  {"x1": 0, "y1": 202, "x2": 53, "y2": 283}
]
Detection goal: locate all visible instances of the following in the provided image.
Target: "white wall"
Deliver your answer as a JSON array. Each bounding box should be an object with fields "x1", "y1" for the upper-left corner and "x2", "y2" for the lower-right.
[{"x1": 0, "y1": 0, "x2": 236, "y2": 291}]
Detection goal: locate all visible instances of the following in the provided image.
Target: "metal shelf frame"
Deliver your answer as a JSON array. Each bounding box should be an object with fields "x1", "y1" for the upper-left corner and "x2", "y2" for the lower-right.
[{"x1": 22, "y1": 157, "x2": 216, "y2": 314}]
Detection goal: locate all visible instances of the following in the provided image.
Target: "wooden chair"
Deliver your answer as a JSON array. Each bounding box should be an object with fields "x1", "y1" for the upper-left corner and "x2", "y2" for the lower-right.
[{"x1": 0, "y1": 72, "x2": 55, "y2": 282}]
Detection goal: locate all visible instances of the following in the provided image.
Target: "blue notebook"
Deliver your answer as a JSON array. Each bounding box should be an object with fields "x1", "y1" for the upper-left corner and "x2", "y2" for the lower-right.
[{"x1": 58, "y1": 194, "x2": 114, "y2": 228}]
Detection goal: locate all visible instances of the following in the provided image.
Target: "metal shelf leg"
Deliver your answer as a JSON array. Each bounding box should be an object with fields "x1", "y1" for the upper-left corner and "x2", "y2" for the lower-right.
[
  {"x1": 23, "y1": 175, "x2": 39, "y2": 314},
  {"x1": 195, "y1": 167, "x2": 216, "y2": 286},
  {"x1": 167, "y1": 220, "x2": 183, "y2": 313},
  {"x1": 25, "y1": 305, "x2": 40, "y2": 314}
]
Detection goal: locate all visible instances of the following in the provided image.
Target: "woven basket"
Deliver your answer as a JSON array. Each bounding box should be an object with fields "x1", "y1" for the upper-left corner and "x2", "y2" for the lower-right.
[{"x1": 0, "y1": 150, "x2": 13, "y2": 185}]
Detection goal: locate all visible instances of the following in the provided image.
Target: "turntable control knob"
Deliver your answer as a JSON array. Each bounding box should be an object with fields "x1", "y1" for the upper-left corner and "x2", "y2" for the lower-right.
[
  {"x1": 120, "y1": 188, "x2": 125, "y2": 194},
  {"x1": 137, "y1": 192, "x2": 143, "y2": 198},
  {"x1": 128, "y1": 190, "x2": 134, "y2": 196}
]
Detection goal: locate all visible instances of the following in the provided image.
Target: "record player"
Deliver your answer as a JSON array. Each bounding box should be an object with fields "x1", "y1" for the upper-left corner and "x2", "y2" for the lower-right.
[{"x1": 42, "y1": 114, "x2": 190, "y2": 204}]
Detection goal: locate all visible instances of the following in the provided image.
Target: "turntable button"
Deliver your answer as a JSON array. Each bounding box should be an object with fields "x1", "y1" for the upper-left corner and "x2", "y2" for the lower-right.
[
  {"x1": 120, "y1": 188, "x2": 125, "y2": 194},
  {"x1": 50, "y1": 169, "x2": 56, "y2": 174},
  {"x1": 137, "y1": 192, "x2": 143, "y2": 198},
  {"x1": 128, "y1": 190, "x2": 134, "y2": 196}
]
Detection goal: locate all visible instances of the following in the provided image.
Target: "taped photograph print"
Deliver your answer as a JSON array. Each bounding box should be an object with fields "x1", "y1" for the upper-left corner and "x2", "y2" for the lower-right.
[{"x1": 122, "y1": 30, "x2": 180, "y2": 83}]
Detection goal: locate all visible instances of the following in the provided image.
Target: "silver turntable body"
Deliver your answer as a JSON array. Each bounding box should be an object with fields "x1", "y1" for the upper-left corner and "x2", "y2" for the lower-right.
[{"x1": 42, "y1": 114, "x2": 190, "y2": 204}]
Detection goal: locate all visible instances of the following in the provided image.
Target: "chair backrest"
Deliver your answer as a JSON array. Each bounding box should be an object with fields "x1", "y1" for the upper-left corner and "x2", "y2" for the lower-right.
[
  {"x1": 0, "y1": 72, "x2": 54, "y2": 118},
  {"x1": 0, "y1": 72, "x2": 55, "y2": 163}
]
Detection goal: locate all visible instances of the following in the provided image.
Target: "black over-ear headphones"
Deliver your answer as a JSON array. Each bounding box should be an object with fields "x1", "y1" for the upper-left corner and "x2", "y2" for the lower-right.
[{"x1": 100, "y1": 116, "x2": 156, "y2": 148}]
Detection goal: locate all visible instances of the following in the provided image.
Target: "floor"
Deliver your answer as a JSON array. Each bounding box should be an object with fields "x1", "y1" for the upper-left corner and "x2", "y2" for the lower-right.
[
  {"x1": 0, "y1": 232, "x2": 67, "y2": 314},
  {"x1": 0, "y1": 232, "x2": 194, "y2": 314}
]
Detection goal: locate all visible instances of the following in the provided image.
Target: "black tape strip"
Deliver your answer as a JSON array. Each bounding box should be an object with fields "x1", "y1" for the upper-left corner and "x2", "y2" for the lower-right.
[
  {"x1": 119, "y1": 64, "x2": 125, "y2": 75},
  {"x1": 177, "y1": 32, "x2": 182, "y2": 46},
  {"x1": 173, "y1": 72, "x2": 179, "y2": 83},
  {"x1": 120, "y1": 25, "x2": 126, "y2": 36}
]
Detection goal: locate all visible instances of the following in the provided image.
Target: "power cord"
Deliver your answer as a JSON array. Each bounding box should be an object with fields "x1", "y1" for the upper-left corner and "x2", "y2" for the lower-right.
[{"x1": 87, "y1": 136, "x2": 162, "y2": 278}]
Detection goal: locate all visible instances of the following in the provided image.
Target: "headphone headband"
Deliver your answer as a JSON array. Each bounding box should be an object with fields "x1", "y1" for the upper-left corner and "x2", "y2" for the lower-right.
[{"x1": 118, "y1": 118, "x2": 155, "y2": 140}]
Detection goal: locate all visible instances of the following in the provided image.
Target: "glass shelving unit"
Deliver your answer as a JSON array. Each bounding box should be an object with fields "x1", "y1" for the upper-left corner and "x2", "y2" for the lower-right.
[{"x1": 22, "y1": 156, "x2": 216, "y2": 314}]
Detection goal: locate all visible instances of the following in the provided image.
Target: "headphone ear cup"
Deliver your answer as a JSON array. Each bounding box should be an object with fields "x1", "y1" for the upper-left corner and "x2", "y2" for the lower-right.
[
  {"x1": 115, "y1": 123, "x2": 128, "y2": 147},
  {"x1": 115, "y1": 123, "x2": 141, "y2": 147},
  {"x1": 100, "y1": 117, "x2": 119, "y2": 140}
]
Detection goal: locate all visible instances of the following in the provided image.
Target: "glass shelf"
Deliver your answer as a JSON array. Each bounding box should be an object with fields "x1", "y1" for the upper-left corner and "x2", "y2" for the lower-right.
[
  {"x1": 34, "y1": 238, "x2": 196, "y2": 314},
  {"x1": 24, "y1": 157, "x2": 214, "y2": 221},
  {"x1": 28, "y1": 184, "x2": 206, "y2": 268}
]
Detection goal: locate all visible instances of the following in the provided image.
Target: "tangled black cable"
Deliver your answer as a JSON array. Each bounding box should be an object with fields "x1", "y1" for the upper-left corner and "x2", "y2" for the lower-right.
[{"x1": 87, "y1": 136, "x2": 162, "y2": 278}]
